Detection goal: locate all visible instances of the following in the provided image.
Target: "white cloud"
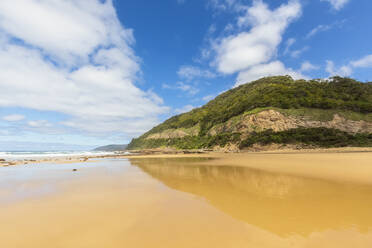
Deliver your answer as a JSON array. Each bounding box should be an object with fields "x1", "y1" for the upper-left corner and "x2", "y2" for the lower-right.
[
  {"x1": 306, "y1": 20, "x2": 346, "y2": 39},
  {"x1": 59, "y1": 116, "x2": 159, "y2": 136},
  {"x1": 351, "y1": 54, "x2": 372, "y2": 68},
  {"x1": 0, "y1": 0, "x2": 124, "y2": 67},
  {"x1": 0, "y1": 141, "x2": 93, "y2": 152},
  {"x1": 306, "y1": 24, "x2": 332, "y2": 38},
  {"x1": 284, "y1": 38, "x2": 296, "y2": 55},
  {"x1": 162, "y1": 82, "x2": 199, "y2": 95},
  {"x1": 208, "y1": 0, "x2": 237, "y2": 11},
  {"x1": 2, "y1": 114, "x2": 25, "y2": 122},
  {"x1": 28, "y1": 120, "x2": 52, "y2": 128},
  {"x1": 283, "y1": 38, "x2": 308, "y2": 59},
  {"x1": 0, "y1": 0, "x2": 168, "y2": 137},
  {"x1": 236, "y1": 61, "x2": 306, "y2": 86},
  {"x1": 325, "y1": 54, "x2": 372, "y2": 78},
  {"x1": 300, "y1": 61, "x2": 319, "y2": 72},
  {"x1": 176, "y1": 82, "x2": 199, "y2": 95},
  {"x1": 290, "y1": 46, "x2": 309, "y2": 58},
  {"x1": 202, "y1": 1, "x2": 306, "y2": 87},
  {"x1": 321, "y1": 0, "x2": 351, "y2": 11},
  {"x1": 177, "y1": 65, "x2": 216, "y2": 81},
  {"x1": 175, "y1": 105, "x2": 195, "y2": 114},
  {"x1": 325, "y1": 60, "x2": 352, "y2": 77},
  {"x1": 213, "y1": 0, "x2": 301, "y2": 74}
]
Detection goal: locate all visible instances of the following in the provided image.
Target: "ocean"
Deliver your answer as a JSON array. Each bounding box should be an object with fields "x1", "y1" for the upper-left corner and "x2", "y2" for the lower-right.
[{"x1": 0, "y1": 151, "x2": 117, "y2": 160}]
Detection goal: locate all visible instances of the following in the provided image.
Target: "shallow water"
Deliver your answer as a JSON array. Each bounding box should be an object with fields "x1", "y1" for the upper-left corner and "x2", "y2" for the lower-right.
[{"x1": 1, "y1": 157, "x2": 372, "y2": 247}]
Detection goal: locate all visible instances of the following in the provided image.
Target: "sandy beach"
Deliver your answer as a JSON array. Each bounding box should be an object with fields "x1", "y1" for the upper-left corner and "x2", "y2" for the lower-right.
[{"x1": 1, "y1": 152, "x2": 372, "y2": 248}]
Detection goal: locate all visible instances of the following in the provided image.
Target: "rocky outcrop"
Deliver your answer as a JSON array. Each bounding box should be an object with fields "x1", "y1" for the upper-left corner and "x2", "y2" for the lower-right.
[
  {"x1": 143, "y1": 109, "x2": 372, "y2": 142},
  {"x1": 209, "y1": 110, "x2": 372, "y2": 136},
  {"x1": 146, "y1": 129, "x2": 190, "y2": 139}
]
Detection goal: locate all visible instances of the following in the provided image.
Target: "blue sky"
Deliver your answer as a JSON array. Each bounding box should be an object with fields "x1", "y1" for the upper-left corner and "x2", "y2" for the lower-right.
[{"x1": 0, "y1": 0, "x2": 371, "y2": 150}]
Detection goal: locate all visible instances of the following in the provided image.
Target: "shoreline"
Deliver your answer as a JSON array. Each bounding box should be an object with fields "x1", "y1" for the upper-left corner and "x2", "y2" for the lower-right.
[
  {"x1": 2, "y1": 147, "x2": 372, "y2": 193},
  {"x1": 1, "y1": 146, "x2": 372, "y2": 167}
]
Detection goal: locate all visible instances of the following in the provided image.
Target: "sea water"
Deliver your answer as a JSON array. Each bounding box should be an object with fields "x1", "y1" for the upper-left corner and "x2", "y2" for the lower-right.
[{"x1": 0, "y1": 151, "x2": 117, "y2": 160}]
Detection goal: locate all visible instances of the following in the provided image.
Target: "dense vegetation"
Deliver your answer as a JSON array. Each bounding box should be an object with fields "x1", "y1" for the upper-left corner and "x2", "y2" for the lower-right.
[
  {"x1": 128, "y1": 128, "x2": 372, "y2": 149},
  {"x1": 128, "y1": 133, "x2": 241, "y2": 150},
  {"x1": 128, "y1": 76, "x2": 372, "y2": 150},
  {"x1": 93, "y1": 144, "x2": 128, "y2": 151},
  {"x1": 239, "y1": 128, "x2": 372, "y2": 148}
]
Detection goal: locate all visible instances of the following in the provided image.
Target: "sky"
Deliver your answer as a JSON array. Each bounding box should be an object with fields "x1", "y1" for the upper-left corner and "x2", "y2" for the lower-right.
[{"x1": 0, "y1": 0, "x2": 371, "y2": 150}]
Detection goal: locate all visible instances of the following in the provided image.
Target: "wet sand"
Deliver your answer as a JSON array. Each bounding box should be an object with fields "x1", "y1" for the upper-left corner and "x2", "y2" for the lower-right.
[
  {"x1": 126, "y1": 148, "x2": 372, "y2": 185},
  {"x1": 1, "y1": 153, "x2": 372, "y2": 247},
  {"x1": 207, "y1": 152, "x2": 372, "y2": 185},
  {"x1": 2, "y1": 147, "x2": 372, "y2": 168},
  {"x1": 0, "y1": 155, "x2": 103, "y2": 167}
]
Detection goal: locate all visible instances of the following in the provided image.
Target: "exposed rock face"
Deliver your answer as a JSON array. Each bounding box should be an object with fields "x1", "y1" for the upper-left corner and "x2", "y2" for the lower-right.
[
  {"x1": 145, "y1": 110, "x2": 372, "y2": 141},
  {"x1": 146, "y1": 129, "x2": 190, "y2": 139},
  {"x1": 209, "y1": 110, "x2": 372, "y2": 135}
]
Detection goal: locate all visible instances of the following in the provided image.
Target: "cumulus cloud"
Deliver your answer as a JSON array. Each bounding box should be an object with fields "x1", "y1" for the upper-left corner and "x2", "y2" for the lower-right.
[
  {"x1": 300, "y1": 61, "x2": 319, "y2": 72},
  {"x1": 321, "y1": 0, "x2": 351, "y2": 11},
  {"x1": 177, "y1": 65, "x2": 216, "y2": 81},
  {"x1": 213, "y1": 0, "x2": 302, "y2": 74},
  {"x1": 206, "y1": 1, "x2": 304, "y2": 85},
  {"x1": 0, "y1": 0, "x2": 168, "y2": 137},
  {"x1": 325, "y1": 60, "x2": 352, "y2": 77},
  {"x1": 176, "y1": 82, "x2": 199, "y2": 95},
  {"x1": 351, "y1": 54, "x2": 372, "y2": 68},
  {"x1": 236, "y1": 61, "x2": 306, "y2": 86},
  {"x1": 325, "y1": 54, "x2": 372, "y2": 77},
  {"x1": 2, "y1": 114, "x2": 25, "y2": 122}
]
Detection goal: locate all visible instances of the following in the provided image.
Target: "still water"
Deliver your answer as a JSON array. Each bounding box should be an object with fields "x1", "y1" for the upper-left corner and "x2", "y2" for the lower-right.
[{"x1": 1, "y1": 157, "x2": 372, "y2": 247}]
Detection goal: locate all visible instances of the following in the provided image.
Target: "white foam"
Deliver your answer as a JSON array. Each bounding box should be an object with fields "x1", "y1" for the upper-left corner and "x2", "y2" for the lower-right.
[{"x1": 0, "y1": 151, "x2": 120, "y2": 160}]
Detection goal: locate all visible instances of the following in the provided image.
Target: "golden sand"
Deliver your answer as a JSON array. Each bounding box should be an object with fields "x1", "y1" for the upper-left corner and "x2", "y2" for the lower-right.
[
  {"x1": 1, "y1": 153, "x2": 372, "y2": 247},
  {"x1": 208, "y1": 152, "x2": 372, "y2": 185}
]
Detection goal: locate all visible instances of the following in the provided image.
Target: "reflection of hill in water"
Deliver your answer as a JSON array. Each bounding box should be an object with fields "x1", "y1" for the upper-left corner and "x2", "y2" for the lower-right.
[{"x1": 130, "y1": 157, "x2": 372, "y2": 237}]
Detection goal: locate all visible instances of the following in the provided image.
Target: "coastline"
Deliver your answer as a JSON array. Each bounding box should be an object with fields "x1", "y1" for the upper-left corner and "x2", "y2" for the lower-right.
[
  {"x1": 2, "y1": 146, "x2": 372, "y2": 166},
  {"x1": 2, "y1": 147, "x2": 372, "y2": 185}
]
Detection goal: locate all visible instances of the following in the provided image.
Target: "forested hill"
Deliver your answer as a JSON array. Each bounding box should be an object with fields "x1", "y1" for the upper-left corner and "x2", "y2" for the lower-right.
[
  {"x1": 128, "y1": 76, "x2": 372, "y2": 150},
  {"x1": 93, "y1": 144, "x2": 128, "y2": 151}
]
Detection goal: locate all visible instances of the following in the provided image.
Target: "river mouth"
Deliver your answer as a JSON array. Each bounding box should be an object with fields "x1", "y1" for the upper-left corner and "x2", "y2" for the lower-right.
[{"x1": 1, "y1": 156, "x2": 372, "y2": 248}]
